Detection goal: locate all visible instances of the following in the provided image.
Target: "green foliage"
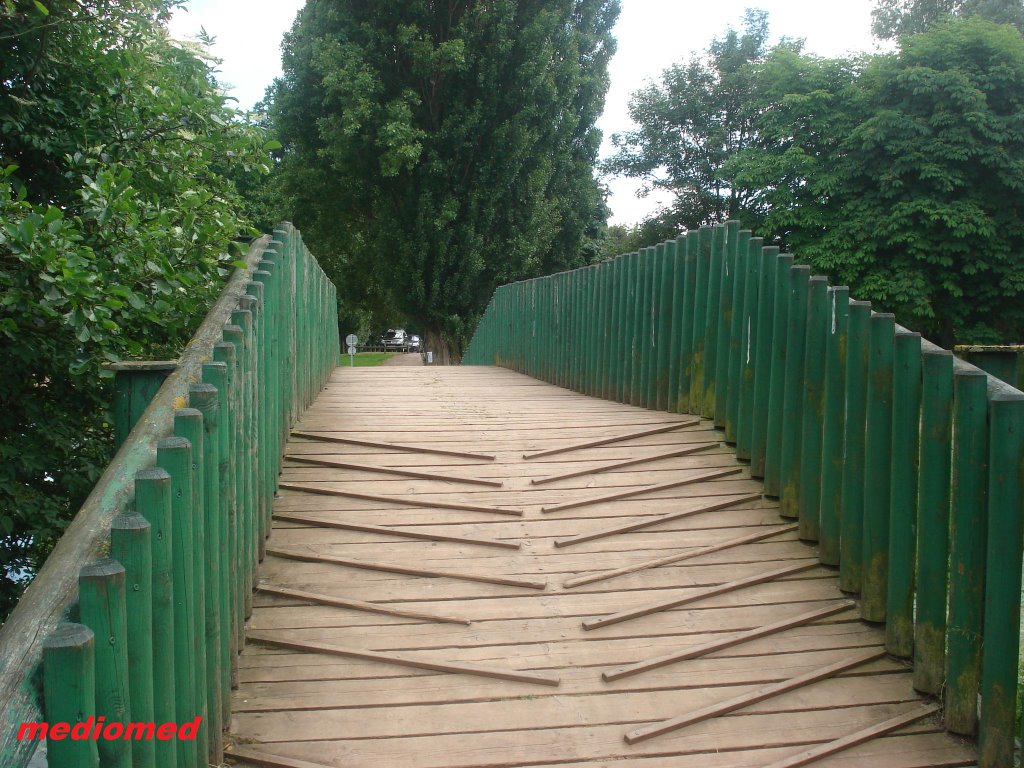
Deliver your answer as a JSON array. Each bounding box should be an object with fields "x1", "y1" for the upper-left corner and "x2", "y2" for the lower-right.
[
  {"x1": 603, "y1": 10, "x2": 801, "y2": 230},
  {"x1": 736, "y1": 19, "x2": 1024, "y2": 345},
  {"x1": 268, "y1": 0, "x2": 619, "y2": 358},
  {"x1": 871, "y1": 0, "x2": 1024, "y2": 38},
  {"x1": 0, "y1": 0, "x2": 271, "y2": 615}
]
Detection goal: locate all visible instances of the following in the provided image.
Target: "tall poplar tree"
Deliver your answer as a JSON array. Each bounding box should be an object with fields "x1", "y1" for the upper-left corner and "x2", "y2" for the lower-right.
[{"x1": 269, "y1": 0, "x2": 619, "y2": 359}]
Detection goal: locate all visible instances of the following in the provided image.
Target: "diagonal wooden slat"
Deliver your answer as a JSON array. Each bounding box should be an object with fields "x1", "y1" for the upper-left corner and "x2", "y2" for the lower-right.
[
  {"x1": 256, "y1": 584, "x2": 472, "y2": 625},
  {"x1": 582, "y1": 561, "x2": 820, "y2": 630},
  {"x1": 563, "y1": 524, "x2": 799, "y2": 589},
  {"x1": 278, "y1": 482, "x2": 523, "y2": 517},
  {"x1": 522, "y1": 419, "x2": 699, "y2": 460},
  {"x1": 541, "y1": 467, "x2": 743, "y2": 514},
  {"x1": 267, "y1": 547, "x2": 547, "y2": 590},
  {"x1": 552, "y1": 492, "x2": 763, "y2": 548},
  {"x1": 292, "y1": 431, "x2": 496, "y2": 461},
  {"x1": 227, "y1": 745, "x2": 333, "y2": 768},
  {"x1": 602, "y1": 601, "x2": 857, "y2": 682},
  {"x1": 531, "y1": 442, "x2": 720, "y2": 485},
  {"x1": 284, "y1": 454, "x2": 504, "y2": 487},
  {"x1": 759, "y1": 704, "x2": 941, "y2": 768},
  {"x1": 247, "y1": 631, "x2": 561, "y2": 686},
  {"x1": 273, "y1": 511, "x2": 519, "y2": 550},
  {"x1": 624, "y1": 648, "x2": 888, "y2": 744}
]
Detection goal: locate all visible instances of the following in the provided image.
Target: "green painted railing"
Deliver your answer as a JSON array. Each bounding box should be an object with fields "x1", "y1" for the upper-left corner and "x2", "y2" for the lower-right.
[
  {"x1": 0, "y1": 223, "x2": 339, "y2": 768},
  {"x1": 464, "y1": 222, "x2": 1024, "y2": 768}
]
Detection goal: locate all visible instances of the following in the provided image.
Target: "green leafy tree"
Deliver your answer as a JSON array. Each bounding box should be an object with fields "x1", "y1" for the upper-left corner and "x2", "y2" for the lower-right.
[
  {"x1": 603, "y1": 10, "x2": 799, "y2": 230},
  {"x1": 732, "y1": 18, "x2": 1024, "y2": 345},
  {"x1": 0, "y1": 0, "x2": 272, "y2": 615},
  {"x1": 268, "y1": 0, "x2": 619, "y2": 360},
  {"x1": 872, "y1": 0, "x2": 1024, "y2": 38}
]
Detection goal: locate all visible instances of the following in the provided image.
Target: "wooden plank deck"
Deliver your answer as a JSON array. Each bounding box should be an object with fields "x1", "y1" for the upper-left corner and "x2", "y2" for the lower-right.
[{"x1": 226, "y1": 367, "x2": 977, "y2": 768}]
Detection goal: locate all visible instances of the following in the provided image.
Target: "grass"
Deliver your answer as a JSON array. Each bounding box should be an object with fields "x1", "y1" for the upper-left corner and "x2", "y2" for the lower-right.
[{"x1": 339, "y1": 352, "x2": 395, "y2": 367}]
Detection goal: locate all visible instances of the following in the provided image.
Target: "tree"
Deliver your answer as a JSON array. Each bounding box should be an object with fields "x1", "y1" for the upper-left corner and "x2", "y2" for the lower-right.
[
  {"x1": 268, "y1": 0, "x2": 619, "y2": 360},
  {"x1": 603, "y1": 10, "x2": 799, "y2": 231},
  {"x1": 872, "y1": 0, "x2": 1024, "y2": 38},
  {"x1": 732, "y1": 19, "x2": 1024, "y2": 345},
  {"x1": 0, "y1": 0, "x2": 272, "y2": 615}
]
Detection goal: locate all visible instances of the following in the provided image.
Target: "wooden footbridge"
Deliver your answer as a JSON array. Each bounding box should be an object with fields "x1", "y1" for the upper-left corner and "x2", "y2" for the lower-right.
[{"x1": 2, "y1": 222, "x2": 1021, "y2": 768}]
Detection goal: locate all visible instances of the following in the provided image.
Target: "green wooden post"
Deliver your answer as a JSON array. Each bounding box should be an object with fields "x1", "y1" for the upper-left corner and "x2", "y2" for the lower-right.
[
  {"x1": 978, "y1": 392, "x2": 1024, "y2": 767},
  {"x1": 763, "y1": 253, "x2": 794, "y2": 495},
  {"x1": 43, "y1": 624, "x2": 98, "y2": 768},
  {"x1": 655, "y1": 242, "x2": 674, "y2": 410},
  {"x1": 110, "y1": 512, "x2": 154, "y2": 768},
  {"x1": 750, "y1": 246, "x2": 780, "y2": 477},
  {"x1": 885, "y1": 330, "x2": 922, "y2": 657},
  {"x1": 861, "y1": 313, "x2": 895, "y2": 622},
  {"x1": 132, "y1": 468, "x2": 176, "y2": 768},
  {"x1": 666, "y1": 239, "x2": 685, "y2": 413},
  {"x1": 945, "y1": 368, "x2": 988, "y2": 736},
  {"x1": 798, "y1": 276, "x2": 829, "y2": 541},
  {"x1": 213, "y1": 336, "x2": 243, "y2": 667},
  {"x1": 110, "y1": 362, "x2": 177, "y2": 449},
  {"x1": 688, "y1": 229, "x2": 709, "y2": 415},
  {"x1": 631, "y1": 250, "x2": 648, "y2": 407},
  {"x1": 839, "y1": 300, "x2": 871, "y2": 594},
  {"x1": 188, "y1": 384, "x2": 224, "y2": 764},
  {"x1": 587, "y1": 265, "x2": 600, "y2": 395},
  {"x1": 228, "y1": 310, "x2": 256, "y2": 614},
  {"x1": 779, "y1": 264, "x2": 811, "y2": 518},
  {"x1": 725, "y1": 227, "x2": 750, "y2": 442},
  {"x1": 677, "y1": 232, "x2": 698, "y2": 413},
  {"x1": 818, "y1": 286, "x2": 849, "y2": 564},
  {"x1": 608, "y1": 257, "x2": 623, "y2": 400},
  {"x1": 641, "y1": 246, "x2": 660, "y2": 409},
  {"x1": 203, "y1": 360, "x2": 234, "y2": 712},
  {"x1": 714, "y1": 221, "x2": 739, "y2": 428},
  {"x1": 623, "y1": 254, "x2": 638, "y2": 404},
  {"x1": 913, "y1": 348, "x2": 954, "y2": 694},
  {"x1": 735, "y1": 237, "x2": 763, "y2": 461},
  {"x1": 600, "y1": 261, "x2": 616, "y2": 399},
  {"x1": 155, "y1": 436, "x2": 198, "y2": 768},
  {"x1": 78, "y1": 559, "x2": 132, "y2": 768},
  {"x1": 702, "y1": 225, "x2": 723, "y2": 419}
]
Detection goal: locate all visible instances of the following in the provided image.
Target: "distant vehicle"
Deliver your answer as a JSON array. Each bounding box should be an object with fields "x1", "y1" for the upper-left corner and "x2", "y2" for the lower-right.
[
  {"x1": 408, "y1": 334, "x2": 421, "y2": 351},
  {"x1": 381, "y1": 329, "x2": 409, "y2": 350}
]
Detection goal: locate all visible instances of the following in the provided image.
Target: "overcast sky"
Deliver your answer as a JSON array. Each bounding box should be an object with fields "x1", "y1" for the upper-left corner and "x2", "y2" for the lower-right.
[{"x1": 168, "y1": 0, "x2": 888, "y2": 226}]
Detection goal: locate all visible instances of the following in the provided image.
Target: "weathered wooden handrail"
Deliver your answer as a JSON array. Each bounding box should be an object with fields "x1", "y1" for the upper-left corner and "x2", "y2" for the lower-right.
[
  {"x1": 463, "y1": 223, "x2": 1024, "y2": 768},
  {"x1": 0, "y1": 223, "x2": 339, "y2": 768}
]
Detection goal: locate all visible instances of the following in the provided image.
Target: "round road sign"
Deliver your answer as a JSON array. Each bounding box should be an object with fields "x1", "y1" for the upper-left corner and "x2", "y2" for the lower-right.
[
  {"x1": 345, "y1": 333, "x2": 359, "y2": 347},
  {"x1": 347, "y1": 345, "x2": 356, "y2": 356}
]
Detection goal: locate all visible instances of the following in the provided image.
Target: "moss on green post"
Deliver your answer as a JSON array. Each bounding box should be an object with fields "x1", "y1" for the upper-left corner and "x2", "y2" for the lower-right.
[
  {"x1": 913, "y1": 348, "x2": 953, "y2": 694},
  {"x1": 688, "y1": 229, "x2": 710, "y2": 415},
  {"x1": 945, "y1": 368, "x2": 988, "y2": 736},
  {"x1": 861, "y1": 313, "x2": 895, "y2": 622},
  {"x1": 798, "y1": 276, "x2": 829, "y2": 541},
  {"x1": 978, "y1": 393, "x2": 1024, "y2": 767},
  {"x1": 677, "y1": 233, "x2": 699, "y2": 413},
  {"x1": 779, "y1": 264, "x2": 810, "y2": 518},
  {"x1": 839, "y1": 300, "x2": 871, "y2": 594},
  {"x1": 133, "y1": 468, "x2": 176, "y2": 768},
  {"x1": 655, "y1": 242, "x2": 674, "y2": 411},
  {"x1": 43, "y1": 623, "x2": 98, "y2": 768},
  {"x1": 818, "y1": 286, "x2": 849, "y2": 565},
  {"x1": 110, "y1": 511, "x2": 155, "y2": 768},
  {"x1": 885, "y1": 330, "x2": 921, "y2": 657},
  {"x1": 78, "y1": 559, "x2": 132, "y2": 768}
]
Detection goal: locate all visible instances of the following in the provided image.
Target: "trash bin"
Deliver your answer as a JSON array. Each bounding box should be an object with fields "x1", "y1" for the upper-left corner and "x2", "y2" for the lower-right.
[{"x1": 426, "y1": 351, "x2": 433, "y2": 364}]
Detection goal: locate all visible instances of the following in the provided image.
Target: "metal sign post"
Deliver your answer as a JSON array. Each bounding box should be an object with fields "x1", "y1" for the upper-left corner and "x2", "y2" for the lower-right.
[{"x1": 345, "y1": 334, "x2": 358, "y2": 367}]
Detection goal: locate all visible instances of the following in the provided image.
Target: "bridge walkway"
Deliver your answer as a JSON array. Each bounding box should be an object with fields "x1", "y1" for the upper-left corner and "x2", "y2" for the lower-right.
[{"x1": 226, "y1": 366, "x2": 976, "y2": 768}]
